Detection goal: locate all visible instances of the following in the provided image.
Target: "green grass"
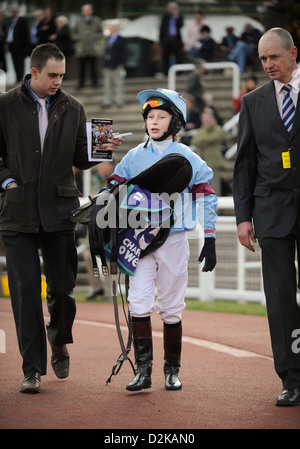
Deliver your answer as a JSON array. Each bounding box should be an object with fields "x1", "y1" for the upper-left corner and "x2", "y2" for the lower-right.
[
  {"x1": 185, "y1": 298, "x2": 267, "y2": 316},
  {"x1": 74, "y1": 292, "x2": 267, "y2": 316}
]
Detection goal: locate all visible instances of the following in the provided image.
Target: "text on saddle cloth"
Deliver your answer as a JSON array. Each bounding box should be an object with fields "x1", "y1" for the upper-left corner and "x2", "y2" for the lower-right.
[{"x1": 101, "y1": 184, "x2": 174, "y2": 276}]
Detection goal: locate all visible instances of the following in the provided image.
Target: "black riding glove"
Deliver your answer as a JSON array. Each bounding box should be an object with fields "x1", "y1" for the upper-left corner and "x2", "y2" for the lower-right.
[{"x1": 198, "y1": 237, "x2": 216, "y2": 272}]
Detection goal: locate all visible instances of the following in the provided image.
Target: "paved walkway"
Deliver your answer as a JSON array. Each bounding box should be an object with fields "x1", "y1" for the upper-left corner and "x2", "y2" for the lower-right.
[{"x1": 0, "y1": 297, "x2": 299, "y2": 433}]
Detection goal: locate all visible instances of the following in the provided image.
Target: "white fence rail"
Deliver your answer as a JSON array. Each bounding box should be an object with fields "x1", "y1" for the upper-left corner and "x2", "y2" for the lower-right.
[
  {"x1": 0, "y1": 196, "x2": 298, "y2": 305},
  {"x1": 168, "y1": 61, "x2": 241, "y2": 99},
  {"x1": 188, "y1": 197, "x2": 299, "y2": 305},
  {"x1": 186, "y1": 196, "x2": 266, "y2": 304}
]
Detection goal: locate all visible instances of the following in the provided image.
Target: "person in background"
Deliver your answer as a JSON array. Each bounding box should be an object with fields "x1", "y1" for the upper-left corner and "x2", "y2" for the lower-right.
[
  {"x1": 186, "y1": 58, "x2": 210, "y2": 114},
  {"x1": 159, "y1": 2, "x2": 184, "y2": 75},
  {"x1": 184, "y1": 10, "x2": 208, "y2": 60},
  {"x1": 191, "y1": 105, "x2": 225, "y2": 196},
  {"x1": 183, "y1": 93, "x2": 201, "y2": 130},
  {"x1": 262, "y1": 0, "x2": 291, "y2": 31},
  {"x1": 233, "y1": 28, "x2": 300, "y2": 406},
  {"x1": 102, "y1": 23, "x2": 127, "y2": 109},
  {"x1": 219, "y1": 26, "x2": 239, "y2": 60},
  {"x1": 6, "y1": 6, "x2": 29, "y2": 82},
  {"x1": 232, "y1": 74, "x2": 258, "y2": 114},
  {"x1": 49, "y1": 16, "x2": 74, "y2": 62},
  {"x1": 228, "y1": 23, "x2": 262, "y2": 72},
  {"x1": 37, "y1": 7, "x2": 56, "y2": 44},
  {"x1": 192, "y1": 25, "x2": 216, "y2": 62},
  {"x1": 178, "y1": 93, "x2": 201, "y2": 146},
  {"x1": 29, "y1": 9, "x2": 44, "y2": 53},
  {"x1": 72, "y1": 3, "x2": 103, "y2": 89},
  {"x1": 0, "y1": 11, "x2": 7, "y2": 73}
]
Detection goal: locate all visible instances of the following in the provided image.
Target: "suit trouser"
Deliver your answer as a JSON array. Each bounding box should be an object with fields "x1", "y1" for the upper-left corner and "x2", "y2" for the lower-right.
[
  {"x1": 8, "y1": 45, "x2": 25, "y2": 82},
  {"x1": 78, "y1": 56, "x2": 99, "y2": 88},
  {"x1": 103, "y1": 66, "x2": 124, "y2": 107},
  {"x1": 161, "y1": 37, "x2": 183, "y2": 75},
  {"x1": 2, "y1": 229, "x2": 77, "y2": 376},
  {"x1": 259, "y1": 222, "x2": 300, "y2": 389}
]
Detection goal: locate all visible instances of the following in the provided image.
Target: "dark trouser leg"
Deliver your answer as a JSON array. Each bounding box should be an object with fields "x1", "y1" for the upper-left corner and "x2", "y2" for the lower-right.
[
  {"x1": 126, "y1": 316, "x2": 153, "y2": 391},
  {"x1": 11, "y1": 51, "x2": 25, "y2": 82},
  {"x1": 259, "y1": 233, "x2": 300, "y2": 389},
  {"x1": 90, "y1": 56, "x2": 99, "y2": 87},
  {"x1": 2, "y1": 232, "x2": 47, "y2": 375},
  {"x1": 39, "y1": 229, "x2": 77, "y2": 347},
  {"x1": 164, "y1": 321, "x2": 182, "y2": 390},
  {"x1": 162, "y1": 44, "x2": 171, "y2": 75},
  {"x1": 78, "y1": 57, "x2": 86, "y2": 88}
]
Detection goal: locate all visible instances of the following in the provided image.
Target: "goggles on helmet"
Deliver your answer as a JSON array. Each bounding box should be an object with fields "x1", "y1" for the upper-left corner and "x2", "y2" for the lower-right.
[{"x1": 142, "y1": 98, "x2": 167, "y2": 114}]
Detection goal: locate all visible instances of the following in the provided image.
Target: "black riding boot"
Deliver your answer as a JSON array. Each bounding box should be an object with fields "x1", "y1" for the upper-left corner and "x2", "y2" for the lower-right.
[
  {"x1": 164, "y1": 321, "x2": 182, "y2": 390},
  {"x1": 126, "y1": 317, "x2": 153, "y2": 391}
]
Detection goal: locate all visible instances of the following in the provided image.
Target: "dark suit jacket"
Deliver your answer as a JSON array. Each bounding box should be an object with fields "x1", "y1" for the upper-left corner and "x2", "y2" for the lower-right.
[
  {"x1": 9, "y1": 16, "x2": 29, "y2": 50},
  {"x1": 103, "y1": 34, "x2": 126, "y2": 69},
  {"x1": 37, "y1": 16, "x2": 56, "y2": 44},
  {"x1": 233, "y1": 80, "x2": 300, "y2": 238},
  {"x1": 159, "y1": 13, "x2": 183, "y2": 45}
]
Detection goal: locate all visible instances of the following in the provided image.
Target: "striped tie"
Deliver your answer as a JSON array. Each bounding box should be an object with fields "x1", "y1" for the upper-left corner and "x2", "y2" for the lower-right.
[{"x1": 282, "y1": 84, "x2": 295, "y2": 134}]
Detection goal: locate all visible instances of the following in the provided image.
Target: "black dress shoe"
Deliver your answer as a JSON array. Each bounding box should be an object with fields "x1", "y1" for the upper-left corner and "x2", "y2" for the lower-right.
[
  {"x1": 50, "y1": 344, "x2": 69, "y2": 379},
  {"x1": 20, "y1": 369, "x2": 41, "y2": 393},
  {"x1": 165, "y1": 372, "x2": 182, "y2": 390},
  {"x1": 276, "y1": 388, "x2": 300, "y2": 406}
]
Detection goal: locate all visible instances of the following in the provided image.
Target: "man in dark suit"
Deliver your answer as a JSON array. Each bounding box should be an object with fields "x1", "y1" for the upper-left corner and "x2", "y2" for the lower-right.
[
  {"x1": 233, "y1": 27, "x2": 300, "y2": 407},
  {"x1": 6, "y1": 7, "x2": 29, "y2": 82},
  {"x1": 102, "y1": 23, "x2": 126, "y2": 108},
  {"x1": 36, "y1": 7, "x2": 56, "y2": 44},
  {"x1": 159, "y1": 2, "x2": 184, "y2": 75}
]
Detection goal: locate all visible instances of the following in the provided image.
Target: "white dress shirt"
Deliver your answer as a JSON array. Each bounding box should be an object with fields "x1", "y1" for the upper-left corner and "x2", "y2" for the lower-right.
[{"x1": 274, "y1": 67, "x2": 300, "y2": 117}]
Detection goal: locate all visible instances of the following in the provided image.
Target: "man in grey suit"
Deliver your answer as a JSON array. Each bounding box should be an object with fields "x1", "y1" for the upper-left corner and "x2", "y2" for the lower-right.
[{"x1": 233, "y1": 27, "x2": 300, "y2": 406}]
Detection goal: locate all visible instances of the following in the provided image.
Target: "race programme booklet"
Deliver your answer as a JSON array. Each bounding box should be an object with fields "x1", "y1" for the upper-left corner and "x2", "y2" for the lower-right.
[{"x1": 87, "y1": 118, "x2": 113, "y2": 161}]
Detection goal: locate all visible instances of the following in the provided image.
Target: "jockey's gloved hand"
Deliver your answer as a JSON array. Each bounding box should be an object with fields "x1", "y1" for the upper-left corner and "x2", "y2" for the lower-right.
[{"x1": 198, "y1": 237, "x2": 216, "y2": 272}]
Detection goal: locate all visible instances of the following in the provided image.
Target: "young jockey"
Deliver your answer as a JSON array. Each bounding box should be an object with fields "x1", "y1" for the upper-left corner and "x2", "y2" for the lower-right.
[{"x1": 108, "y1": 88, "x2": 218, "y2": 391}]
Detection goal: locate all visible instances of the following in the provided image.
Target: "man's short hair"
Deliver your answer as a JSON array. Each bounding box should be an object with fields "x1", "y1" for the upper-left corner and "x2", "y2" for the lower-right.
[
  {"x1": 262, "y1": 27, "x2": 295, "y2": 51},
  {"x1": 31, "y1": 43, "x2": 65, "y2": 72}
]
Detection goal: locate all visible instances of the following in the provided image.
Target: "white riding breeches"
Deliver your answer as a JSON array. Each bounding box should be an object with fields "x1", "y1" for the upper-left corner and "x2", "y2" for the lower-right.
[{"x1": 128, "y1": 232, "x2": 190, "y2": 324}]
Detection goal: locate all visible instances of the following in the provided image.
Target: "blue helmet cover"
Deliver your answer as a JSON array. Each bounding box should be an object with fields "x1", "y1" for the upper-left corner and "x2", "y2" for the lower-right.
[{"x1": 137, "y1": 88, "x2": 187, "y2": 123}]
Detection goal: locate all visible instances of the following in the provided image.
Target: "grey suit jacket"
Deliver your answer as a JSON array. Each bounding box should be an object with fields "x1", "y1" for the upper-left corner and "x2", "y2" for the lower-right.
[{"x1": 233, "y1": 80, "x2": 300, "y2": 238}]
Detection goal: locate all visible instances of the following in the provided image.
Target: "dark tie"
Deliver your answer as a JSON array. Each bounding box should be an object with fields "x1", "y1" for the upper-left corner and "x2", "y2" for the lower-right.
[{"x1": 282, "y1": 84, "x2": 295, "y2": 134}]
